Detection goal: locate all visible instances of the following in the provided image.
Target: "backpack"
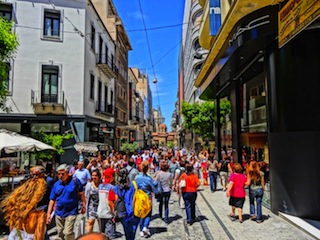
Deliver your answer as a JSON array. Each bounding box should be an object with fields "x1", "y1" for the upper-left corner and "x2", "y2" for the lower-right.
[
  {"x1": 132, "y1": 180, "x2": 151, "y2": 218},
  {"x1": 114, "y1": 194, "x2": 126, "y2": 222}
]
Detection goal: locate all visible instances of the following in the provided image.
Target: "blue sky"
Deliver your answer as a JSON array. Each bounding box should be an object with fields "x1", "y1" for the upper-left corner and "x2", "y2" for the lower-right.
[{"x1": 113, "y1": 0, "x2": 185, "y2": 131}]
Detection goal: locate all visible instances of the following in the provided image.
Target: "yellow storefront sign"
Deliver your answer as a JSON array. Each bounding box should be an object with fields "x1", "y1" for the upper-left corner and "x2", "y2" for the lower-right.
[{"x1": 279, "y1": 0, "x2": 320, "y2": 48}]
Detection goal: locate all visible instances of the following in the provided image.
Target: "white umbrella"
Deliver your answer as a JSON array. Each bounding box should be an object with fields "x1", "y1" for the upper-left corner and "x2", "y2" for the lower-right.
[{"x1": 0, "y1": 128, "x2": 56, "y2": 154}]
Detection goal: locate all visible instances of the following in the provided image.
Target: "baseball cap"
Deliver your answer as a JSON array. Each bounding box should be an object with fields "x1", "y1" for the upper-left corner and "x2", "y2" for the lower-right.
[{"x1": 103, "y1": 167, "x2": 115, "y2": 184}]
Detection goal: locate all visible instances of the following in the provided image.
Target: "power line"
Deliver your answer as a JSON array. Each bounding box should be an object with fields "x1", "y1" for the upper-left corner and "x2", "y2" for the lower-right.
[
  {"x1": 137, "y1": 0, "x2": 162, "y2": 118},
  {"x1": 146, "y1": 40, "x2": 181, "y2": 70}
]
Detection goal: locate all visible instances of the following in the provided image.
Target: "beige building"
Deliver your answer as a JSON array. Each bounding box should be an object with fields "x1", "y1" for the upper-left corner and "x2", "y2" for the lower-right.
[{"x1": 131, "y1": 68, "x2": 153, "y2": 148}]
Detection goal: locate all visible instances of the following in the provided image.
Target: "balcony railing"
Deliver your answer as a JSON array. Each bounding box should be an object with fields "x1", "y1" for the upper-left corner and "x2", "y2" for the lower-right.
[
  {"x1": 95, "y1": 101, "x2": 113, "y2": 115},
  {"x1": 31, "y1": 90, "x2": 65, "y2": 105},
  {"x1": 96, "y1": 53, "x2": 118, "y2": 78},
  {"x1": 31, "y1": 90, "x2": 65, "y2": 114}
]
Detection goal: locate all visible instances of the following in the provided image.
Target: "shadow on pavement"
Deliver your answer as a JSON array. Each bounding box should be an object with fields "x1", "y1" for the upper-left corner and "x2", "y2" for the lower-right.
[
  {"x1": 168, "y1": 214, "x2": 182, "y2": 224},
  {"x1": 149, "y1": 227, "x2": 167, "y2": 235},
  {"x1": 196, "y1": 215, "x2": 209, "y2": 222}
]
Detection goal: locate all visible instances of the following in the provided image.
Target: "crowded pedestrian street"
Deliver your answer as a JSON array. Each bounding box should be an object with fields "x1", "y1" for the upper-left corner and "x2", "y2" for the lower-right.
[{"x1": 38, "y1": 182, "x2": 314, "y2": 240}]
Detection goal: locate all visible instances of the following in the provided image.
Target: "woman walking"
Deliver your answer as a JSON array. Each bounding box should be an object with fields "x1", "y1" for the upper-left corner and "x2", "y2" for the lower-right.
[
  {"x1": 113, "y1": 168, "x2": 140, "y2": 240},
  {"x1": 135, "y1": 160, "x2": 157, "y2": 237},
  {"x1": 154, "y1": 161, "x2": 173, "y2": 224},
  {"x1": 226, "y1": 163, "x2": 247, "y2": 223},
  {"x1": 84, "y1": 169, "x2": 102, "y2": 233},
  {"x1": 207, "y1": 156, "x2": 219, "y2": 192},
  {"x1": 246, "y1": 160, "x2": 265, "y2": 223},
  {"x1": 178, "y1": 163, "x2": 200, "y2": 226}
]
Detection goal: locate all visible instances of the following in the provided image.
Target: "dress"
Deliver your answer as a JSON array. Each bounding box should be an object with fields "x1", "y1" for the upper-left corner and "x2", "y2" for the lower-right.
[{"x1": 87, "y1": 185, "x2": 99, "y2": 219}]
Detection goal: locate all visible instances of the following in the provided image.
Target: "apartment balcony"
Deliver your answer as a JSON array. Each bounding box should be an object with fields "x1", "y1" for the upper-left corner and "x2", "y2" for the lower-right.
[
  {"x1": 139, "y1": 119, "x2": 146, "y2": 127},
  {"x1": 129, "y1": 115, "x2": 140, "y2": 125},
  {"x1": 96, "y1": 54, "x2": 118, "y2": 78},
  {"x1": 31, "y1": 90, "x2": 65, "y2": 114},
  {"x1": 95, "y1": 101, "x2": 114, "y2": 117}
]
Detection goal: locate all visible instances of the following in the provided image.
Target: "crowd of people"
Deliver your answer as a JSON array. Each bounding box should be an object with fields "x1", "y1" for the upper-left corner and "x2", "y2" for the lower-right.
[{"x1": 0, "y1": 146, "x2": 268, "y2": 239}]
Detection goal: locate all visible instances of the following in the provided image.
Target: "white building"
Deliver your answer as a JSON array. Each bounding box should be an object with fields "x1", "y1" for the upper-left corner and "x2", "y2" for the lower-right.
[
  {"x1": 0, "y1": 0, "x2": 117, "y2": 163},
  {"x1": 177, "y1": 0, "x2": 208, "y2": 149}
]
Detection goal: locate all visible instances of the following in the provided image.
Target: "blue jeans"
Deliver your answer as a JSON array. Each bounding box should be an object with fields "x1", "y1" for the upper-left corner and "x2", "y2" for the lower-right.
[
  {"x1": 182, "y1": 192, "x2": 197, "y2": 224},
  {"x1": 159, "y1": 191, "x2": 171, "y2": 223},
  {"x1": 140, "y1": 208, "x2": 152, "y2": 230},
  {"x1": 249, "y1": 188, "x2": 264, "y2": 221},
  {"x1": 100, "y1": 218, "x2": 116, "y2": 239},
  {"x1": 121, "y1": 216, "x2": 140, "y2": 240},
  {"x1": 209, "y1": 171, "x2": 218, "y2": 192}
]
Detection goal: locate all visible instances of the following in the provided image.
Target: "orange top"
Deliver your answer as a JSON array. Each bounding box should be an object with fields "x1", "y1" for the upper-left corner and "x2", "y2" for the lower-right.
[{"x1": 179, "y1": 173, "x2": 200, "y2": 193}]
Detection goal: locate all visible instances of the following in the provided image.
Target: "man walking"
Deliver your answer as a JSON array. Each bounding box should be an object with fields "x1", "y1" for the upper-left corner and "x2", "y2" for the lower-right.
[
  {"x1": 73, "y1": 161, "x2": 91, "y2": 187},
  {"x1": 46, "y1": 164, "x2": 86, "y2": 240}
]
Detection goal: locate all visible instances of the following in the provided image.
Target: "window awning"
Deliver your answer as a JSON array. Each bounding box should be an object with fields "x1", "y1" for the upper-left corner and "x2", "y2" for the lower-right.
[{"x1": 74, "y1": 142, "x2": 112, "y2": 154}]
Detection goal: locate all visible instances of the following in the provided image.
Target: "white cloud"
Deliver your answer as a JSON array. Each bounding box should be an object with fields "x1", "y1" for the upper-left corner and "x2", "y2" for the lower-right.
[{"x1": 127, "y1": 11, "x2": 147, "y2": 21}]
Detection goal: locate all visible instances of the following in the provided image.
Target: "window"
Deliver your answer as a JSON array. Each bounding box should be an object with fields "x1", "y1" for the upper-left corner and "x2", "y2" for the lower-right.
[
  {"x1": 44, "y1": 10, "x2": 60, "y2": 37},
  {"x1": 90, "y1": 73, "x2": 95, "y2": 100},
  {"x1": 105, "y1": 86, "x2": 108, "y2": 103},
  {"x1": 41, "y1": 65, "x2": 59, "y2": 103},
  {"x1": 193, "y1": 38, "x2": 201, "y2": 51},
  {"x1": 192, "y1": 10, "x2": 203, "y2": 25},
  {"x1": 110, "y1": 90, "x2": 113, "y2": 105},
  {"x1": 91, "y1": 25, "x2": 95, "y2": 51},
  {"x1": 111, "y1": 54, "x2": 114, "y2": 70},
  {"x1": 105, "y1": 45, "x2": 109, "y2": 66},
  {"x1": 0, "y1": 3, "x2": 12, "y2": 21},
  {"x1": 99, "y1": 36, "x2": 103, "y2": 63},
  {"x1": 105, "y1": 86, "x2": 108, "y2": 112}
]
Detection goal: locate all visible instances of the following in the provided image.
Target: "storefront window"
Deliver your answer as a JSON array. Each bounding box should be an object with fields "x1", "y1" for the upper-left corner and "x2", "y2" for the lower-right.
[{"x1": 240, "y1": 72, "x2": 270, "y2": 207}]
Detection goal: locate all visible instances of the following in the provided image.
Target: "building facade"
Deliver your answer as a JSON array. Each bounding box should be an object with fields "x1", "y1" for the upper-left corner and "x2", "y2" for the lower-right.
[
  {"x1": 0, "y1": 0, "x2": 118, "y2": 163},
  {"x1": 195, "y1": 0, "x2": 320, "y2": 220},
  {"x1": 131, "y1": 68, "x2": 153, "y2": 148},
  {"x1": 128, "y1": 68, "x2": 145, "y2": 148},
  {"x1": 177, "y1": 0, "x2": 208, "y2": 150}
]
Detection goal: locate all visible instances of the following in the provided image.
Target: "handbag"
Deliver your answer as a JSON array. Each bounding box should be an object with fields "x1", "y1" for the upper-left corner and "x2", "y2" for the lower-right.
[
  {"x1": 179, "y1": 179, "x2": 186, "y2": 188},
  {"x1": 154, "y1": 173, "x2": 163, "y2": 198}
]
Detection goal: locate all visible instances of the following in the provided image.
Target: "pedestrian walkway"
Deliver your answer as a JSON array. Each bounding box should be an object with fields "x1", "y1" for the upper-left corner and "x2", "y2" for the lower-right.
[
  {"x1": 0, "y1": 182, "x2": 315, "y2": 240},
  {"x1": 71, "y1": 181, "x2": 313, "y2": 240}
]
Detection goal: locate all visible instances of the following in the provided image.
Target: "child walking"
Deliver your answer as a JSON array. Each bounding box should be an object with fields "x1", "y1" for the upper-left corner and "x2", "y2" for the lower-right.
[{"x1": 226, "y1": 163, "x2": 246, "y2": 223}]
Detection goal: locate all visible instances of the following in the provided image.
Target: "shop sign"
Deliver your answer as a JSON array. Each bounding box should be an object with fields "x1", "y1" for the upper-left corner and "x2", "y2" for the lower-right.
[
  {"x1": 279, "y1": 0, "x2": 320, "y2": 48},
  {"x1": 209, "y1": 0, "x2": 222, "y2": 36}
]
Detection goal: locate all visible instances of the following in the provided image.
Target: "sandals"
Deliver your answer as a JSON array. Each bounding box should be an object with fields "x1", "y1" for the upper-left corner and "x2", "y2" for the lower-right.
[{"x1": 227, "y1": 214, "x2": 237, "y2": 221}]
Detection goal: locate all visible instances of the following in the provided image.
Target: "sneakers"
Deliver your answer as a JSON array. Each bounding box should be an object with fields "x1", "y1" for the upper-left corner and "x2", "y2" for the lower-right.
[
  {"x1": 142, "y1": 227, "x2": 151, "y2": 237},
  {"x1": 140, "y1": 231, "x2": 145, "y2": 237}
]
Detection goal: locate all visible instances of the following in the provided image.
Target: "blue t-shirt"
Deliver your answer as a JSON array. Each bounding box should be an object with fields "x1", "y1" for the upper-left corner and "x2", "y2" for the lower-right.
[
  {"x1": 50, "y1": 177, "x2": 83, "y2": 218},
  {"x1": 73, "y1": 168, "x2": 91, "y2": 186},
  {"x1": 113, "y1": 183, "x2": 135, "y2": 219}
]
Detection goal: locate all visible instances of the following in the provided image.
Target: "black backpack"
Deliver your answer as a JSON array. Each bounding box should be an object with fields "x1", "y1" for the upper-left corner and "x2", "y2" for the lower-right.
[{"x1": 114, "y1": 195, "x2": 126, "y2": 222}]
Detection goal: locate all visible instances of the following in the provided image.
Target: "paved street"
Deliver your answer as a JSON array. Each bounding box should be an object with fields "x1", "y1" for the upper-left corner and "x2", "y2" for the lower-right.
[
  {"x1": 0, "y1": 180, "x2": 316, "y2": 240},
  {"x1": 61, "y1": 182, "x2": 315, "y2": 239}
]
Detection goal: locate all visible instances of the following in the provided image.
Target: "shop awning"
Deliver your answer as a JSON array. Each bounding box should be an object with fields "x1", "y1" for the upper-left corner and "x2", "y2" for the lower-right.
[
  {"x1": 74, "y1": 142, "x2": 112, "y2": 154},
  {"x1": 195, "y1": 0, "x2": 284, "y2": 88}
]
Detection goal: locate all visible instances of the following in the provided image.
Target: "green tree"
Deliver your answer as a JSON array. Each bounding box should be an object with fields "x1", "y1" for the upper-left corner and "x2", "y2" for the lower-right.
[
  {"x1": 32, "y1": 132, "x2": 74, "y2": 161},
  {"x1": 0, "y1": 18, "x2": 19, "y2": 112},
  {"x1": 120, "y1": 142, "x2": 139, "y2": 154},
  {"x1": 166, "y1": 141, "x2": 174, "y2": 149},
  {"x1": 181, "y1": 99, "x2": 231, "y2": 140}
]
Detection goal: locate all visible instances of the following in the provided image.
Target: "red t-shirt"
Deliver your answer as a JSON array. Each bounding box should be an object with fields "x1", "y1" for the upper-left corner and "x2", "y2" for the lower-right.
[
  {"x1": 229, "y1": 173, "x2": 246, "y2": 198},
  {"x1": 136, "y1": 157, "x2": 142, "y2": 165},
  {"x1": 108, "y1": 188, "x2": 116, "y2": 202}
]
